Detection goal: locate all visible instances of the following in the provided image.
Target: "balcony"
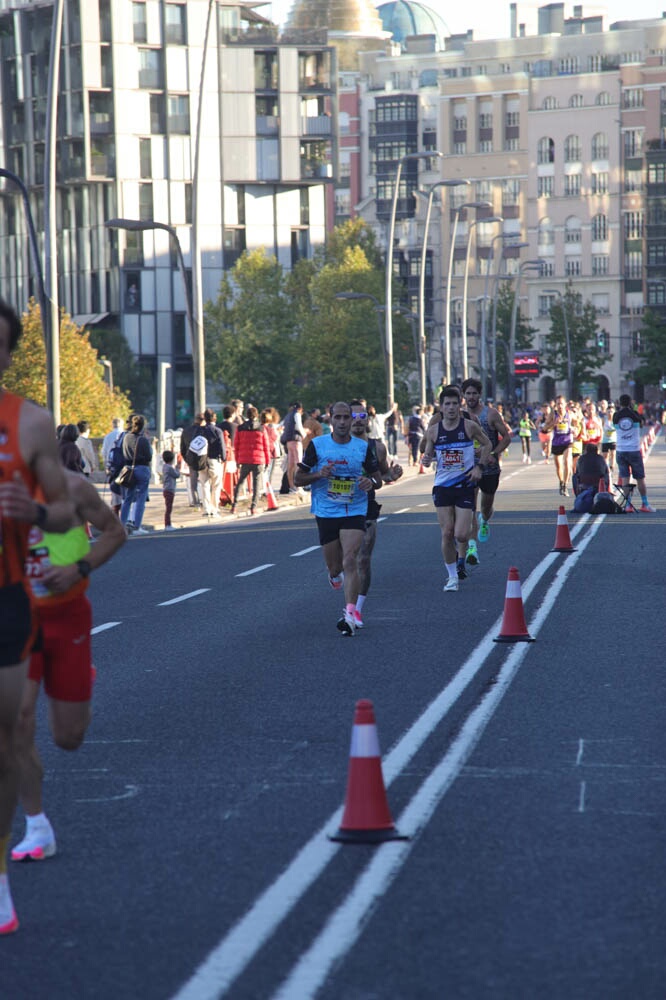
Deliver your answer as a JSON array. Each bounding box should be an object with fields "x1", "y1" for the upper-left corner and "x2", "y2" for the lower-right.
[
  {"x1": 256, "y1": 115, "x2": 279, "y2": 136},
  {"x1": 300, "y1": 115, "x2": 331, "y2": 137}
]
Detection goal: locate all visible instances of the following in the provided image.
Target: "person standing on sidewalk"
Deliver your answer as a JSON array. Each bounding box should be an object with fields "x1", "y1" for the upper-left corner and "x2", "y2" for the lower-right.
[
  {"x1": 202, "y1": 409, "x2": 226, "y2": 513},
  {"x1": 231, "y1": 406, "x2": 271, "y2": 515},
  {"x1": 613, "y1": 394, "x2": 656, "y2": 512},
  {"x1": 161, "y1": 450, "x2": 182, "y2": 530},
  {"x1": 120, "y1": 415, "x2": 153, "y2": 535},
  {"x1": 179, "y1": 413, "x2": 205, "y2": 508},
  {"x1": 281, "y1": 401, "x2": 307, "y2": 494}
]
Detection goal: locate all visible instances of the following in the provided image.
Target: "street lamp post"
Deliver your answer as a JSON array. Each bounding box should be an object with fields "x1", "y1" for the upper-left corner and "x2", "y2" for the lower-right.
[
  {"x1": 385, "y1": 151, "x2": 443, "y2": 408},
  {"x1": 191, "y1": 0, "x2": 215, "y2": 433},
  {"x1": 444, "y1": 201, "x2": 491, "y2": 386},
  {"x1": 417, "y1": 180, "x2": 470, "y2": 405},
  {"x1": 461, "y1": 215, "x2": 502, "y2": 381},
  {"x1": 101, "y1": 358, "x2": 113, "y2": 392},
  {"x1": 480, "y1": 237, "x2": 527, "y2": 398},
  {"x1": 105, "y1": 218, "x2": 204, "y2": 418},
  {"x1": 157, "y1": 361, "x2": 172, "y2": 447},
  {"x1": 544, "y1": 288, "x2": 574, "y2": 400},
  {"x1": 508, "y1": 259, "x2": 543, "y2": 402},
  {"x1": 0, "y1": 169, "x2": 49, "y2": 343}
]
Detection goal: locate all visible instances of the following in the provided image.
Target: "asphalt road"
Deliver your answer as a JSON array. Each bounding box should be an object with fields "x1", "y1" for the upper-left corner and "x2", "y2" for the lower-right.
[{"x1": 4, "y1": 433, "x2": 666, "y2": 1000}]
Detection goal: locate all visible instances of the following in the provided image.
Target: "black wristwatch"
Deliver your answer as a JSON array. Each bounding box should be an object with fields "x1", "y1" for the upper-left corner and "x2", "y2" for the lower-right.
[
  {"x1": 34, "y1": 502, "x2": 48, "y2": 527},
  {"x1": 76, "y1": 559, "x2": 92, "y2": 579}
]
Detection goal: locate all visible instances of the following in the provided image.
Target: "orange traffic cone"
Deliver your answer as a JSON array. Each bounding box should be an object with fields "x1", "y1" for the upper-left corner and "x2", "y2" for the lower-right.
[
  {"x1": 494, "y1": 567, "x2": 534, "y2": 643},
  {"x1": 330, "y1": 700, "x2": 407, "y2": 844},
  {"x1": 418, "y1": 456, "x2": 426, "y2": 473},
  {"x1": 552, "y1": 505, "x2": 577, "y2": 553},
  {"x1": 264, "y1": 474, "x2": 278, "y2": 511}
]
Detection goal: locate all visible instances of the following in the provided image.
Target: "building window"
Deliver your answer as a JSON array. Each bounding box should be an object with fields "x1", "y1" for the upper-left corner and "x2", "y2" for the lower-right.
[
  {"x1": 133, "y1": 2, "x2": 147, "y2": 43},
  {"x1": 123, "y1": 231, "x2": 143, "y2": 267},
  {"x1": 257, "y1": 138, "x2": 279, "y2": 180},
  {"x1": 506, "y1": 111, "x2": 519, "y2": 128},
  {"x1": 648, "y1": 162, "x2": 666, "y2": 184},
  {"x1": 592, "y1": 171, "x2": 609, "y2": 195},
  {"x1": 542, "y1": 96, "x2": 558, "y2": 110},
  {"x1": 596, "y1": 91, "x2": 611, "y2": 106},
  {"x1": 125, "y1": 271, "x2": 141, "y2": 311},
  {"x1": 538, "y1": 218, "x2": 554, "y2": 245},
  {"x1": 537, "y1": 136, "x2": 554, "y2": 163},
  {"x1": 479, "y1": 139, "x2": 492, "y2": 153},
  {"x1": 139, "y1": 49, "x2": 163, "y2": 89},
  {"x1": 375, "y1": 96, "x2": 417, "y2": 122},
  {"x1": 538, "y1": 294, "x2": 556, "y2": 317},
  {"x1": 591, "y1": 132, "x2": 609, "y2": 160},
  {"x1": 478, "y1": 113, "x2": 493, "y2": 129},
  {"x1": 140, "y1": 137, "x2": 151, "y2": 178},
  {"x1": 592, "y1": 214, "x2": 608, "y2": 241},
  {"x1": 564, "y1": 174, "x2": 581, "y2": 197},
  {"x1": 184, "y1": 182, "x2": 192, "y2": 224},
  {"x1": 291, "y1": 229, "x2": 309, "y2": 267},
  {"x1": 564, "y1": 135, "x2": 581, "y2": 162},
  {"x1": 623, "y1": 130, "x2": 643, "y2": 158},
  {"x1": 165, "y1": 4, "x2": 187, "y2": 45},
  {"x1": 537, "y1": 175, "x2": 554, "y2": 198},
  {"x1": 558, "y1": 56, "x2": 579, "y2": 74},
  {"x1": 453, "y1": 142, "x2": 466, "y2": 155},
  {"x1": 540, "y1": 259, "x2": 555, "y2": 277},
  {"x1": 223, "y1": 228, "x2": 246, "y2": 269},
  {"x1": 149, "y1": 95, "x2": 165, "y2": 134},
  {"x1": 623, "y1": 88, "x2": 644, "y2": 108},
  {"x1": 625, "y1": 168, "x2": 642, "y2": 192},
  {"x1": 502, "y1": 178, "x2": 520, "y2": 206},
  {"x1": 453, "y1": 116, "x2": 467, "y2": 131},
  {"x1": 565, "y1": 217, "x2": 581, "y2": 243},
  {"x1": 255, "y1": 52, "x2": 278, "y2": 90},
  {"x1": 569, "y1": 94, "x2": 583, "y2": 108},
  {"x1": 167, "y1": 94, "x2": 190, "y2": 133},
  {"x1": 565, "y1": 258, "x2": 581, "y2": 276},
  {"x1": 647, "y1": 243, "x2": 666, "y2": 266},
  {"x1": 139, "y1": 183, "x2": 153, "y2": 221},
  {"x1": 624, "y1": 250, "x2": 642, "y2": 278},
  {"x1": 592, "y1": 255, "x2": 609, "y2": 275},
  {"x1": 173, "y1": 313, "x2": 186, "y2": 355},
  {"x1": 624, "y1": 212, "x2": 644, "y2": 238},
  {"x1": 504, "y1": 138, "x2": 519, "y2": 151}
]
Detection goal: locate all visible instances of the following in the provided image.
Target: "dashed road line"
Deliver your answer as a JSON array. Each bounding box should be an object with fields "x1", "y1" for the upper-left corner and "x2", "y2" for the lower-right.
[
  {"x1": 235, "y1": 564, "x2": 275, "y2": 577},
  {"x1": 91, "y1": 622, "x2": 121, "y2": 635},
  {"x1": 158, "y1": 588, "x2": 211, "y2": 606},
  {"x1": 290, "y1": 546, "x2": 320, "y2": 557}
]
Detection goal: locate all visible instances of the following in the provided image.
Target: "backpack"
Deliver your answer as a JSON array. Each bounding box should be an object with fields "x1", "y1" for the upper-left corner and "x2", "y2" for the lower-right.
[
  {"x1": 592, "y1": 491, "x2": 621, "y2": 515},
  {"x1": 573, "y1": 486, "x2": 596, "y2": 514},
  {"x1": 186, "y1": 434, "x2": 209, "y2": 471},
  {"x1": 106, "y1": 433, "x2": 125, "y2": 482}
]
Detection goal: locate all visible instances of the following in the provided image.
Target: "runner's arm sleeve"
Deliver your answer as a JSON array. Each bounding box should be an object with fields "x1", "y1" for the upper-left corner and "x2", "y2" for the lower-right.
[{"x1": 298, "y1": 440, "x2": 318, "y2": 471}]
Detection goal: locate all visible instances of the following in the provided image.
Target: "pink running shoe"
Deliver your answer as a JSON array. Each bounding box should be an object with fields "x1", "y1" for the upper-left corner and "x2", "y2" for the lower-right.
[
  {"x1": 352, "y1": 609, "x2": 364, "y2": 628},
  {"x1": 328, "y1": 573, "x2": 344, "y2": 590}
]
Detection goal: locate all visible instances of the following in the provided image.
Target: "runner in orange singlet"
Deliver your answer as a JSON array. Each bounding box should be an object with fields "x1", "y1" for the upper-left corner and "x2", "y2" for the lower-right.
[{"x1": 0, "y1": 300, "x2": 73, "y2": 934}]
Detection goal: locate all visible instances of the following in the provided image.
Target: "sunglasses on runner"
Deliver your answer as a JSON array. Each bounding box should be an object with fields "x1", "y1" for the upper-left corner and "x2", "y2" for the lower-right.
[{"x1": 351, "y1": 411, "x2": 368, "y2": 419}]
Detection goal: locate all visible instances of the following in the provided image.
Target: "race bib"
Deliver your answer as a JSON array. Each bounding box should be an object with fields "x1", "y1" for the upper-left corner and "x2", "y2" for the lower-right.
[
  {"x1": 327, "y1": 476, "x2": 355, "y2": 501},
  {"x1": 440, "y1": 449, "x2": 464, "y2": 471}
]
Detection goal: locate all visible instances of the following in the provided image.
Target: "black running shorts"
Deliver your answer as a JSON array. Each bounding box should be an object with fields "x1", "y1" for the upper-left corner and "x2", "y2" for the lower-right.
[{"x1": 0, "y1": 582, "x2": 36, "y2": 668}]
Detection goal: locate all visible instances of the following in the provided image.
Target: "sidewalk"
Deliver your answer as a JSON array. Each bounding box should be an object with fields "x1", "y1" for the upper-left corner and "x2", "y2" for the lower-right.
[{"x1": 100, "y1": 440, "x2": 419, "y2": 533}]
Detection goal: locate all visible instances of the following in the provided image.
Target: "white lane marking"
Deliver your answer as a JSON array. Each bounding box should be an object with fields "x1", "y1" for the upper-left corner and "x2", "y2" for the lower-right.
[
  {"x1": 272, "y1": 515, "x2": 605, "y2": 1000},
  {"x1": 235, "y1": 564, "x2": 275, "y2": 577},
  {"x1": 393, "y1": 507, "x2": 411, "y2": 514},
  {"x1": 578, "y1": 781, "x2": 587, "y2": 813},
  {"x1": 576, "y1": 739, "x2": 585, "y2": 766},
  {"x1": 377, "y1": 516, "x2": 388, "y2": 523},
  {"x1": 91, "y1": 622, "x2": 121, "y2": 635},
  {"x1": 158, "y1": 588, "x2": 211, "y2": 606},
  {"x1": 417, "y1": 502, "x2": 429, "y2": 507},
  {"x1": 290, "y1": 546, "x2": 319, "y2": 557},
  {"x1": 171, "y1": 514, "x2": 602, "y2": 1000}
]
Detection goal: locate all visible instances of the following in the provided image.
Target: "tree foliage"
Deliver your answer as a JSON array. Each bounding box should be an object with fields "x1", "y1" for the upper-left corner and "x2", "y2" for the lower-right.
[
  {"x1": 88, "y1": 326, "x2": 155, "y2": 418},
  {"x1": 204, "y1": 223, "x2": 413, "y2": 410},
  {"x1": 489, "y1": 280, "x2": 537, "y2": 395},
  {"x1": 3, "y1": 299, "x2": 130, "y2": 435},
  {"x1": 631, "y1": 309, "x2": 666, "y2": 388},
  {"x1": 541, "y1": 282, "x2": 609, "y2": 398}
]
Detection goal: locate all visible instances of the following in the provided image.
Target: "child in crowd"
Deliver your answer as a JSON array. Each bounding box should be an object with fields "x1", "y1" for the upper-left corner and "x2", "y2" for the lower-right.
[{"x1": 161, "y1": 450, "x2": 181, "y2": 530}]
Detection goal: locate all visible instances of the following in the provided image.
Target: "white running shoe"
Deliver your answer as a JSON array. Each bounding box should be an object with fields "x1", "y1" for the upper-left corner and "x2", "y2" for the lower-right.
[
  {"x1": 328, "y1": 572, "x2": 344, "y2": 591},
  {"x1": 337, "y1": 610, "x2": 356, "y2": 636},
  {"x1": 444, "y1": 577, "x2": 459, "y2": 592},
  {"x1": 0, "y1": 874, "x2": 18, "y2": 934},
  {"x1": 132, "y1": 526, "x2": 149, "y2": 536},
  {"x1": 11, "y1": 823, "x2": 57, "y2": 862}
]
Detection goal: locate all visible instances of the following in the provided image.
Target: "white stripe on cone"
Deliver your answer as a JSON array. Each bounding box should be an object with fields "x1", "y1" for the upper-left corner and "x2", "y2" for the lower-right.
[
  {"x1": 505, "y1": 581, "x2": 522, "y2": 599},
  {"x1": 349, "y1": 724, "x2": 381, "y2": 758}
]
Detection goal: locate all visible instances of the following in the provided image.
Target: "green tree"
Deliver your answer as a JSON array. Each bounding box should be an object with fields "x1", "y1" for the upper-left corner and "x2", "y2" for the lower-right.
[
  {"x1": 204, "y1": 222, "x2": 411, "y2": 411},
  {"x1": 489, "y1": 280, "x2": 537, "y2": 396},
  {"x1": 4, "y1": 300, "x2": 130, "y2": 434},
  {"x1": 541, "y1": 282, "x2": 610, "y2": 398},
  {"x1": 88, "y1": 326, "x2": 155, "y2": 416},
  {"x1": 205, "y1": 249, "x2": 296, "y2": 407},
  {"x1": 631, "y1": 309, "x2": 666, "y2": 389}
]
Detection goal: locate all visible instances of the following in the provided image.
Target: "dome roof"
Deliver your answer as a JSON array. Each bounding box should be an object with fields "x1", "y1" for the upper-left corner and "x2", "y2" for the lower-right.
[
  {"x1": 285, "y1": 0, "x2": 386, "y2": 37},
  {"x1": 377, "y1": 0, "x2": 448, "y2": 48}
]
